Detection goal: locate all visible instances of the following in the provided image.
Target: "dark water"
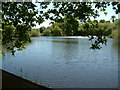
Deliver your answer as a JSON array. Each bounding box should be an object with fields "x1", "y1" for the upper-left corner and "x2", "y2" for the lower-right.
[{"x1": 1, "y1": 36, "x2": 118, "y2": 88}]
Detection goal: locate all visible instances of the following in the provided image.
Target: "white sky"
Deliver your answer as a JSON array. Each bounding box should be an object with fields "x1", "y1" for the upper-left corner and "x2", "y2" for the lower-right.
[{"x1": 32, "y1": 1, "x2": 119, "y2": 29}]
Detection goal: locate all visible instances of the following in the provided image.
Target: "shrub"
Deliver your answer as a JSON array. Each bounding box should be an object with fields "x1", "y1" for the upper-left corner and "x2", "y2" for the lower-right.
[
  {"x1": 43, "y1": 29, "x2": 51, "y2": 36},
  {"x1": 30, "y1": 29, "x2": 40, "y2": 37},
  {"x1": 51, "y1": 26, "x2": 62, "y2": 36}
]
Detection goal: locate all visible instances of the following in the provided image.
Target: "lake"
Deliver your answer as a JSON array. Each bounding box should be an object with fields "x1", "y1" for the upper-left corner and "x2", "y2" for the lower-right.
[{"x1": 1, "y1": 36, "x2": 118, "y2": 88}]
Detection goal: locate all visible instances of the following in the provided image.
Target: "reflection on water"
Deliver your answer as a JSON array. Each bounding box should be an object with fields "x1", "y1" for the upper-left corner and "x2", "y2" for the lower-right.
[{"x1": 1, "y1": 36, "x2": 118, "y2": 88}]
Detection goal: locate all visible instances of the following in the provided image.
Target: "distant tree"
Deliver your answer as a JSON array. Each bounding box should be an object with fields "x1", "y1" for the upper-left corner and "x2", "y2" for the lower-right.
[
  {"x1": 48, "y1": 16, "x2": 79, "y2": 36},
  {"x1": 106, "y1": 20, "x2": 111, "y2": 23},
  {"x1": 50, "y1": 25, "x2": 62, "y2": 36},
  {"x1": 30, "y1": 29, "x2": 40, "y2": 37},
  {"x1": 111, "y1": 19, "x2": 120, "y2": 40},
  {"x1": 39, "y1": 26, "x2": 46, "y2": 33},
  {"x1": 99, "y1": 19, "x2": 106, "y2": 23},
  {"x1": 111, "y1": 15, "x2": 116, "y2": 22},
  {"x1": 40, "y1": 2, "x2": 119, "y2": 49},
  {"x1": 97, "y1": 23, "x2": 112, "y2": 36},
  {"x1": 93, "y1": 20, "x2": 98, "y2": 23},
  {"x1": 2, "y1": 2, "x2": 120, "y2": 55},
  {"x1": 63, "y1": 15, "x2": 79, "y2": 36},
  {"x1": 43, "y1": 29, "x2": 51, "y2": 36}
]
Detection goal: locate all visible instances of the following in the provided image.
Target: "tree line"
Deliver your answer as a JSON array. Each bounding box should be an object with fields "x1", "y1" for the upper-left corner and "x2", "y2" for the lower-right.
[
  {"x1": 36, "y1": 19, "x2": 119, "y2": 38},
  {"x1": 2, "y1": 2, "x2": 120, "y2": 55}
]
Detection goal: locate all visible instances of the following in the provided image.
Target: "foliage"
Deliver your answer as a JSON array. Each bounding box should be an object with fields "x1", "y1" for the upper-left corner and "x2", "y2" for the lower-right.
[
  {"x1": 110, "y1": 19, "x2": 120, "y2": 40},
  {"x1": 99, "y1": 19, "x2": 110, "y2": 23},
  {"x1": 2, "y1": 2, "x2": 120, "y2": 55},
  {"x1": 30, "y1": 29, "x2": 40, "y2": 37},
  {"x1": 89, "y1": 36, "x2": 107, "y2": 49},
  {"x1": 77, "y1": 20, "x2": 112, "y2": 49},
  {"x1": 2, "y1": 2, "x2": 44, "y2": 55},
  {"x1": 46, "y1": 16, "x2": 79, "y2": 36},
  {"x1": 98, "y1": 23, "x2": 112, "y2": 36},
  {"x1": 39, "y1": 26, "x2": 46, "y2": 33},
  {"x1": 111, "y1": 15, "x2": 116, "y2": 22},
  {"x1": 39, "y1": 2, "x2": 119, "y2": 49},
  {"x1": 49, "y1": 25, "x2": 63, "y2": 36},
  {"x1": 49, "y1": 22, "x2": 65, "y2": 35},
  {"x1": 40, "y1": 2, "x2": 120, "y2": 21},
  {"x1": 2, "y1": 24, "x2": 31, "y2": 55},
  {"x1": 43, "y1": 29, "x2": 51, "y2": 36},
  {"x1": 63, "y1": 15, "x2": 79, "y2": 36},
  {"x1": 78, "y1": 19, "x2": 112, "y2": 36}
]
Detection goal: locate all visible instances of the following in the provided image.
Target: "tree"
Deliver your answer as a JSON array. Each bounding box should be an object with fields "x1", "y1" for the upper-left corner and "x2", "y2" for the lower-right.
[
  {"x1": 40, "y1": 2, "x2": 120, "y2": 22},
  {"x1": 111, "y1": 19, "x2": 120, "y2": 40},
  {"x1": 2, "y1": 2, "x2": 44, "y2": 55},
  {"x1": 48, "y1": 23, "x2": 63, "y2": 36},
  {"x1": 43, "y1": 29, "x2": 51, "y2": 36},
  {"x1": 39, "y1": 26, "x2": 46, "y2": 33},
  {"x1": 2, "y1": 2, "x2": 120, "y2": 54},
  {"x1": 30, "y1": 29, "x2": 40, "y2": 37},
  {"x1": 99, "y1": 19, "x2": 106, "y2": 23},
  {"x1": 111, "y1": 15, "x2": 116, "y2": 22},
  {"x1": 51, "y1": 26, "x2": 62, "y2": 36},
  {"x1": 39, "y1": 2, "x2": 120, "y2": 49},
  {"x1": 63, "y1": 15, "x2": 79, "y2": 36}
]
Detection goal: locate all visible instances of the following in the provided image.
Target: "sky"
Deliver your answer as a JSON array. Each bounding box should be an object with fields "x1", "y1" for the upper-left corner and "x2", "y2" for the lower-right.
[{"x1": 32, "y1": 1, "x2": 119, "y2": 29}]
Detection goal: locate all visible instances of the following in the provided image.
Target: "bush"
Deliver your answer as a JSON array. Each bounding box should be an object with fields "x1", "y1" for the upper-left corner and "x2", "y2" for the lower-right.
[
  {"x1": 51, "y1": 26, "x2": 62, "y2": 36},
  {"x1": 30, "y1": 29, "x2": 40, "y2": 37},
  {"x1": 109, "y1": 19, "x2": 120, "y2": 39},
  {"x1": 43, "y1": 29, "x2": 51, "y2": 36}
]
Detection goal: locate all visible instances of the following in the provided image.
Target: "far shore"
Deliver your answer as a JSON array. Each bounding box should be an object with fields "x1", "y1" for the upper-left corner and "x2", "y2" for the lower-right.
[{"x1": 30, "y1": 36, "x2": 114, "y2": 39}]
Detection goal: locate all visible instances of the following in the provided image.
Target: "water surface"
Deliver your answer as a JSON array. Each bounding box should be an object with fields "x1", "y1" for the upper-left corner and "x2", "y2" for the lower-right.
[{"x1": 1, "y1": 36, "x2": 118, "y2": 88}]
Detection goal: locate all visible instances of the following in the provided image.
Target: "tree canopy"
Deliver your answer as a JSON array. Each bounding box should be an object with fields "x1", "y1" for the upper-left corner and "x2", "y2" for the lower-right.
[{"x1": 2, "y1": 2, "x2": 120, "y2": 55}]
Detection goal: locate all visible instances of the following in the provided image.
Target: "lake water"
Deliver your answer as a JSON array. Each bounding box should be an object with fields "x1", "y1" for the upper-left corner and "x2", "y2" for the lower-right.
[{"x1": 1, "y1": 36, "x2": 118, "y2": 88}]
